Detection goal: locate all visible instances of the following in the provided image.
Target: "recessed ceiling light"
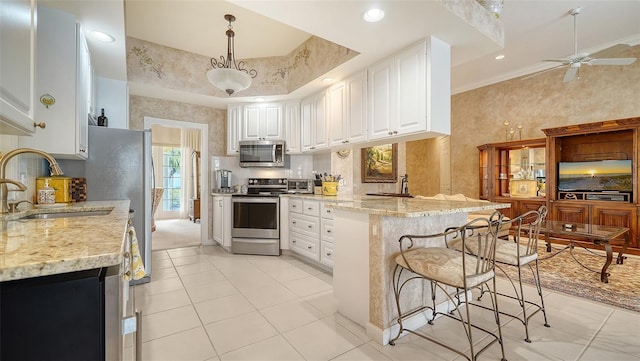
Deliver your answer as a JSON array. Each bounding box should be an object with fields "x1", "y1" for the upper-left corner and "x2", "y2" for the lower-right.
[
  {"x1": 495, "y1": 54, "x2": 505, "y2": 60},
  {"x1": 363, "y1": 8, "x2": 385, "y2": 22},
  {"x1": 91, "y1": 31, "x2": 115, "y2": 43}
]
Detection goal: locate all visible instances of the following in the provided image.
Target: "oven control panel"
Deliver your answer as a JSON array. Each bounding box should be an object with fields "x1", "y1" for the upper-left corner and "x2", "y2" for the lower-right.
[{"x1": 247, "y1": 178, "x2": 288, "y2": 187}]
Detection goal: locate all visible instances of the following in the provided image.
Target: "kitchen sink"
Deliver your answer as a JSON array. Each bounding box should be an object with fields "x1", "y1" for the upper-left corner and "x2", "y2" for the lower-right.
[{"x1": 20, "y1": 209, "x2": 112, "y2": 219}]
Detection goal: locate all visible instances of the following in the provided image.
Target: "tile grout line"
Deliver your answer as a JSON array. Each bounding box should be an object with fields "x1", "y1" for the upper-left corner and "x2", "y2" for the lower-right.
[{"x1": 574, "y1": 309, "x2": 614, "y2": 361}]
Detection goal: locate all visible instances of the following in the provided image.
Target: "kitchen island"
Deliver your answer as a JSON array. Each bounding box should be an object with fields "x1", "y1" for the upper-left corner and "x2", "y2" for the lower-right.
[
  {"x1": 0, "y1": 200, "x2": 131, "y2": 281},
  {"x1": 326, "y1": 197, "x2": 509, "y2": 345},
  {"x1": 0, "y1": 200, "x2": 131, "y2": 360}
]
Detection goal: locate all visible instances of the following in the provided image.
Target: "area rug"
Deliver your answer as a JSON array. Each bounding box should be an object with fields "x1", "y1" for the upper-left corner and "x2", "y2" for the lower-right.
[{"x1": 498, "y1": 244, "x2": 640, "y2": 313}]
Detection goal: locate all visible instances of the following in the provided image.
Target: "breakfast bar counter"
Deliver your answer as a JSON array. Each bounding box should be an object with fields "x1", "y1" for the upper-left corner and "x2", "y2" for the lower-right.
[
  {"x1": 326, "y1": 197, "x2": 509, "y2": 345},
  {"x1": 0, "y1": 200, "x2": 130, "y2": 282}
]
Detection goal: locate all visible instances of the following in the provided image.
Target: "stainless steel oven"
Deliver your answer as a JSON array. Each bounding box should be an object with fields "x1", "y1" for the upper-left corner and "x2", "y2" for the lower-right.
[{"x1": 231, "y1": 178, "x2": 286, "y2": 256}]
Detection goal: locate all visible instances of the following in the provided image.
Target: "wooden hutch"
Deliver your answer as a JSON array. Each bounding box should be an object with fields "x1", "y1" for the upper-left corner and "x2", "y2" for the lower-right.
[{"x1": 479, "y1": 116, "x2": 640, "y2": 254}]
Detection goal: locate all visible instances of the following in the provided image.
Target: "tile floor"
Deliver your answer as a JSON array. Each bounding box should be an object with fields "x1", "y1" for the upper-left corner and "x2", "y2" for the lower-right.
[{"x1": 126, "y1": 245, "x2": 640, "y2": 361}]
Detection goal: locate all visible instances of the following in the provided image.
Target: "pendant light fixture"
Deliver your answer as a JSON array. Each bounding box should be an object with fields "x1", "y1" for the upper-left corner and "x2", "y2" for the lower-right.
[{"x1": 207, "y1": 14, "x2": 257, "y2": 96}]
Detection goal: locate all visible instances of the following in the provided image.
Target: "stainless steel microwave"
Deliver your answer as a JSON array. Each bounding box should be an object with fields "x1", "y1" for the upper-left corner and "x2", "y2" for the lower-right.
[{"x1": 239, "y1": 140, "x2": 287, "y2": 168}]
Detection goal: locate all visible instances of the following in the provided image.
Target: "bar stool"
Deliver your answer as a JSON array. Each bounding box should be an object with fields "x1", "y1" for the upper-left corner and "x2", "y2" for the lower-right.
[
  {"x1": 389, "y1": 213, "x2": 507, "y2": 361},
  {"x1": 479, "y1": 206, "x2": 550, "y2": 342}
]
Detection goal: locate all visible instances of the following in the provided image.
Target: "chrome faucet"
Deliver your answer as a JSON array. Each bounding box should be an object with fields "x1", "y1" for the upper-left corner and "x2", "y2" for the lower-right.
[{"x1": 0, "y1": 148, "x2": 64, "y2": 214}]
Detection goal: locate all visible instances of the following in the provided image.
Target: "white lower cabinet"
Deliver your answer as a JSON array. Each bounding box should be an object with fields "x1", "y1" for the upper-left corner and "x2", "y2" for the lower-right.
[
  {"x1": 212, "y1": 195, "x2": 232, "y2": 249},
  {"x1": 288, "y1": 198, "x2": 335, "y2": 269}
]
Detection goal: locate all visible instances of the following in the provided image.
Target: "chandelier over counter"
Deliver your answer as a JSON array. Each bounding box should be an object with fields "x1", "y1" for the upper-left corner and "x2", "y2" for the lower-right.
[{"x1": 207, "y1": 14, "x2": 257, "y2": 96}]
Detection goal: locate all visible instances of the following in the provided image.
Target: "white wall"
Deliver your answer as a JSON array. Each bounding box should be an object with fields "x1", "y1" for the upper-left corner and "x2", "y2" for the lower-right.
[{"x1": 95, "y1": 76, "x2": 128, "y2": 129}]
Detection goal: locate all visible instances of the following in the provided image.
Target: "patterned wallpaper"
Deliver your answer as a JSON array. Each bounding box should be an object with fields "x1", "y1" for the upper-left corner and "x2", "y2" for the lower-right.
[{"x1": 127, "y1": 36, "x2": 358, "y2": 98}]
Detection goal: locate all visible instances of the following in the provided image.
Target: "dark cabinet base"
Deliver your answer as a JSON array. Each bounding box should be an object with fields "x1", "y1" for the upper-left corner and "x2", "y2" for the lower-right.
[{"x1": 0, "y1": 269, "x2": 105, "y2": 361}]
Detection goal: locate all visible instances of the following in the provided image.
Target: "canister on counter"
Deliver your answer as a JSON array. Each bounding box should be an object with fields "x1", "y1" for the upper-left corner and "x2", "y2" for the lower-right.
[
  {"x1": 36, "y1": 176, "x2": 72, "y2": 203},
  {"x1": 37, "y1": 178, "x2": 56, "y2": 205}
]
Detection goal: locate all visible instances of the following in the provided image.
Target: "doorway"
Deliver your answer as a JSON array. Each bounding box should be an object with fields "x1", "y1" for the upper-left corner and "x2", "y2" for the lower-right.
[{"x1": 144, "y1": 117, "x2": 209, "y2": 250}]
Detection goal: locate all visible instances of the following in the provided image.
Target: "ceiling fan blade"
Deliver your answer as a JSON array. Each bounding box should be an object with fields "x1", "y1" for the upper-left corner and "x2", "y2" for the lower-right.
[
  {"x1": 563, "y1": 66, "x2": 578, "y2": 82},
  {"x1": 587, "y1": 57, "x2": 637, "y2": 66},
  {"x1": 542, "y1": 59, "x2": 571, "y2": 64},
  {"x1": 590, "y1": 44, "x2": 632, "y2": 59},
  {"x1": 521, "y1": 63, "x2": 567, "y2": 81}
]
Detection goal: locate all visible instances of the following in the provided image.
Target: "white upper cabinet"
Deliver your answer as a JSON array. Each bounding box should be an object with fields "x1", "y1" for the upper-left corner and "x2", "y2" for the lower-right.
[
  {"x1": 284, "y1": 102, "x2": 301, "y2": 154},
  {"x1": 20, "y1": 6, "x2": 91, "y2": 159},
  {"x1": 301, "y1": 90, "x2": 329, "y2": 152},
  {"x1": 0, "y1": 0, "x2": 36, "y2": 135},
  {"x1": 241, "y1": 103, "x2": 283, "y2": 141},
  {"x1": 226, "y1": 104, "x2": 241, "y2": 155},
  {"x1": 329, "y1": 71, "x2": 367, "y2": 147},
  {"x1": 368, "y1": 37, "x2": 450, "y2": 141}
]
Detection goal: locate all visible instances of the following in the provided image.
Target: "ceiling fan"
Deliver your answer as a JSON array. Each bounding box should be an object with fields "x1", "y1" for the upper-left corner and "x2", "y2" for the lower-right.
[{"x1": 538, "y1": 7, "x2": 637, "y2": 82}]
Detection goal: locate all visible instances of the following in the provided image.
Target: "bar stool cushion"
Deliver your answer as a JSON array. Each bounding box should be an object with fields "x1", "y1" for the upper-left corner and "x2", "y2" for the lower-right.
[
  {"x1": 449, "y1": 238, "x2": 538, "y2": 266},
  {"x1": 395, "y1": 247, "x2": 495, "y2": 289}
]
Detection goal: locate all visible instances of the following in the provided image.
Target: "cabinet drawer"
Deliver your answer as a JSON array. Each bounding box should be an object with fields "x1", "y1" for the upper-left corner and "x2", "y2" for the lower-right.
[
  {"x1": 321, "y1": 202, "x2": 334, "y2": 220},
  {"x1": 303, "y1": 200, "x2": 320, "y2": 217},
  {"x1": 321, "y1": 219, "x2": 334, "y2": 242},
  {"x1": 320, "y1": 241, "x2": 335, "y2": 268},
  {"x1": 289, "y1": 198, "x2": 304, "y2": 214},
  {"x1": 290, "y1": 232, "x2": 319, "y2": 261},
  {"x1": 290, "y1": 213, "x2": 320, "y2": 238}
]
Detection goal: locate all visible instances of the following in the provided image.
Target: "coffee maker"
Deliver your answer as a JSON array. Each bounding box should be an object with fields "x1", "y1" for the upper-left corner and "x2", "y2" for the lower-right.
[{"x1": 215, "y1": 169, "x2": 232, "y2": 191}]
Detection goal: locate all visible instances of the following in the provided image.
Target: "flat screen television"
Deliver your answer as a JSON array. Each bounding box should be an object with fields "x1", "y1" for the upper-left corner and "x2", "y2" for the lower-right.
[{"x1": 557, "y1": 160, "x2": 633, "y2": 192}]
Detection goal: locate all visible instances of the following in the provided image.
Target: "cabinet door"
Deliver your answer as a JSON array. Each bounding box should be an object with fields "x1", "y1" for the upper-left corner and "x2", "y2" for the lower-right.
[
  {"x1": 328, "y1": 81, "x2": 346, "y2": 147},
  {"x1": 20, "y1": 6, "x2": 86, "y2": 159},
  {"x1": 300, "y1": 98, "x2": 313, "y2": 151},
  {"x1": 227, "y1": 105, "x2": 241, "y2": 155},
  {"x1": 518, "y1": 200, "x2": 546, "y2": 216},
  {"x1": 591, "y1": 205, "x2": 637, "y2": 248},
  {"x1": 0, "y1": 0, "x2": 36, "y2": 135},
  {"x1": 284, "y1": 102, "x2": 301, "y2": 154},
  {"x1": 242, "y1": 105, "x2": 261, "y2": 140},
  {"x1": 396, "y1": 41, "x2": 426, "y2": 135},
  {"x1": 552, "y1": 202, "x2": 589, "y2": 224},
  {"x1": 312, "y1": 92, "x2": 328, "y2": 149},
  {"x1": 213, "y1": 197, "x2": 223, "y2": 244},
  {"x1": 367, "y1": 57, "x2": 394, "y2": 140},
  {"x1": 75, "y1": 26, "x2": 89, "y2": 157},
  {"x1": 263, "y1": 104, "x2": 283, "y2": 139},
  {"x1": 346, "y1": 71, "x2": 367, "y2": 144}
]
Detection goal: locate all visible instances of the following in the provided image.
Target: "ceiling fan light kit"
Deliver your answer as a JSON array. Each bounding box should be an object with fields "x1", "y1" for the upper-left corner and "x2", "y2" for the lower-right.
[
  {"x1": 536, "y1": 6, "x2": 637, "y2": 83},
  {"x1": 207, "y1": 14, "x2": 257, "y2": 96}
]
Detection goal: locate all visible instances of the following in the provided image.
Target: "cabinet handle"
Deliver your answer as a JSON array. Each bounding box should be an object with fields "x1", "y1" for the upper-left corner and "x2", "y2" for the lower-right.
[
  {"x1": 292, "y1": 240, "x2": 297, "y2": 243},
  {"x1": 292, "y1": 221, "x2": 297, "y2": 225},
  {"x1": 307, "y1": 207, "x2": 313, "y2": 210},
  {"x1": 326, "y1": 252, "x2": 332, "y2": 256},
  {"x1": 388, "y1": 131, "x2": 393, "y2": 135},
  {"x1": 327, "y1": 229, "x2": 331, "y2": 233},
  {"x1": 326, "y1": 209, "x2": 331, "y2": 213},
  {"x1": 307, "y1": 225, "x2": 312, "y2": 229},
  {"x1": 34, "y1": 121, "x2": 46, "y2": 129},
  {"x1": 292, "y1": 205, "x2": 297, "y2": 208},
  {"x1": 393, "y1": 130, "x2": 398, "y2": 134},
  {"x1": 307, "y1": 246, "x2": 312, "y2": 249}
]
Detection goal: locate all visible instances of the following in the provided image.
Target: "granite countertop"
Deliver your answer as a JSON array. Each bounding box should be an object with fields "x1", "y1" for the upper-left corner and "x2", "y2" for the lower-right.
[
  {"x1": 0, "y1": 200, "x2": 130, "y2": 282},
  {"x1": 280, "y1": 193, "x2": 355, "y2": 202},
  {"x1": 326, "y1": 197, "x2": 510, "y2": 217}
]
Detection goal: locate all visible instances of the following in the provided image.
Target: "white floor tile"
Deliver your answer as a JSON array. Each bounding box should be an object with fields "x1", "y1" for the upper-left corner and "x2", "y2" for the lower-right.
[
  {"x1": 241, "y1": 282, "x2": 299, "y2": 309},
  {"x1": 219, "y1": 335, "x2": 304, "y2": 361},
  {"x1": 141, "y1": 305, "x2": 201, "y2": 342},
  {"x1": 194, "y1": 293, "x2": 255, "y2": 324},
  {"x1": 283, "y1": 317, "x2": 365, "y2": 361},
  {"x1": 176, "y1": 261, "x2": 218, "y2": 277},
  {"x1": 261, "y1": 299, "x2": 325, "y2": 333},
  {"x1": 135, "y1": 277, "x2": 184, "y2": 297},
  {"x1": 332, "y1": 343, "x2": 392, "y2": 361},
  {"x1": 303, "y1": 290, "x2": 339, "y2": 316},
  {"x1": 151, "y1": 266, "x2": 179, "y2": 281},
  {"x1": 141, "y1": 326, "x2": 216, "y2": 361},
  {"x1": 283, "y1": 275, "x2": 332, "y2": 297},
  {"x1": 186, "y1": 278, "x2": 239, "y2": 304},
  {"x1": 167, "y1": 247, "x2": 201, "y2": 258},
  {"x1": 204, "y1": 311, "x2": 279, "y2": 355},
  {"x1": 136, "y1": 288, "x2": 192, "y2": 315},
  {"x1": 180, "y1": 268, "x2": 227, "y2": 288}
]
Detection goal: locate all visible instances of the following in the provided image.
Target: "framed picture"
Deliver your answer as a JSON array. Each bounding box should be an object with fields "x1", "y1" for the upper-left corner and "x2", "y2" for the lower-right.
[{"x1": 361, "y1": 143, "x2": 398, "y2": 183}]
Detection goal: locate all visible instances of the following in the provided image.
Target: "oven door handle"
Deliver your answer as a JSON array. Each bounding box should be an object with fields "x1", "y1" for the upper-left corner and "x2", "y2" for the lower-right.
[{"x1": 232, "y1": 197, "x2": 279, "y2": 204}]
